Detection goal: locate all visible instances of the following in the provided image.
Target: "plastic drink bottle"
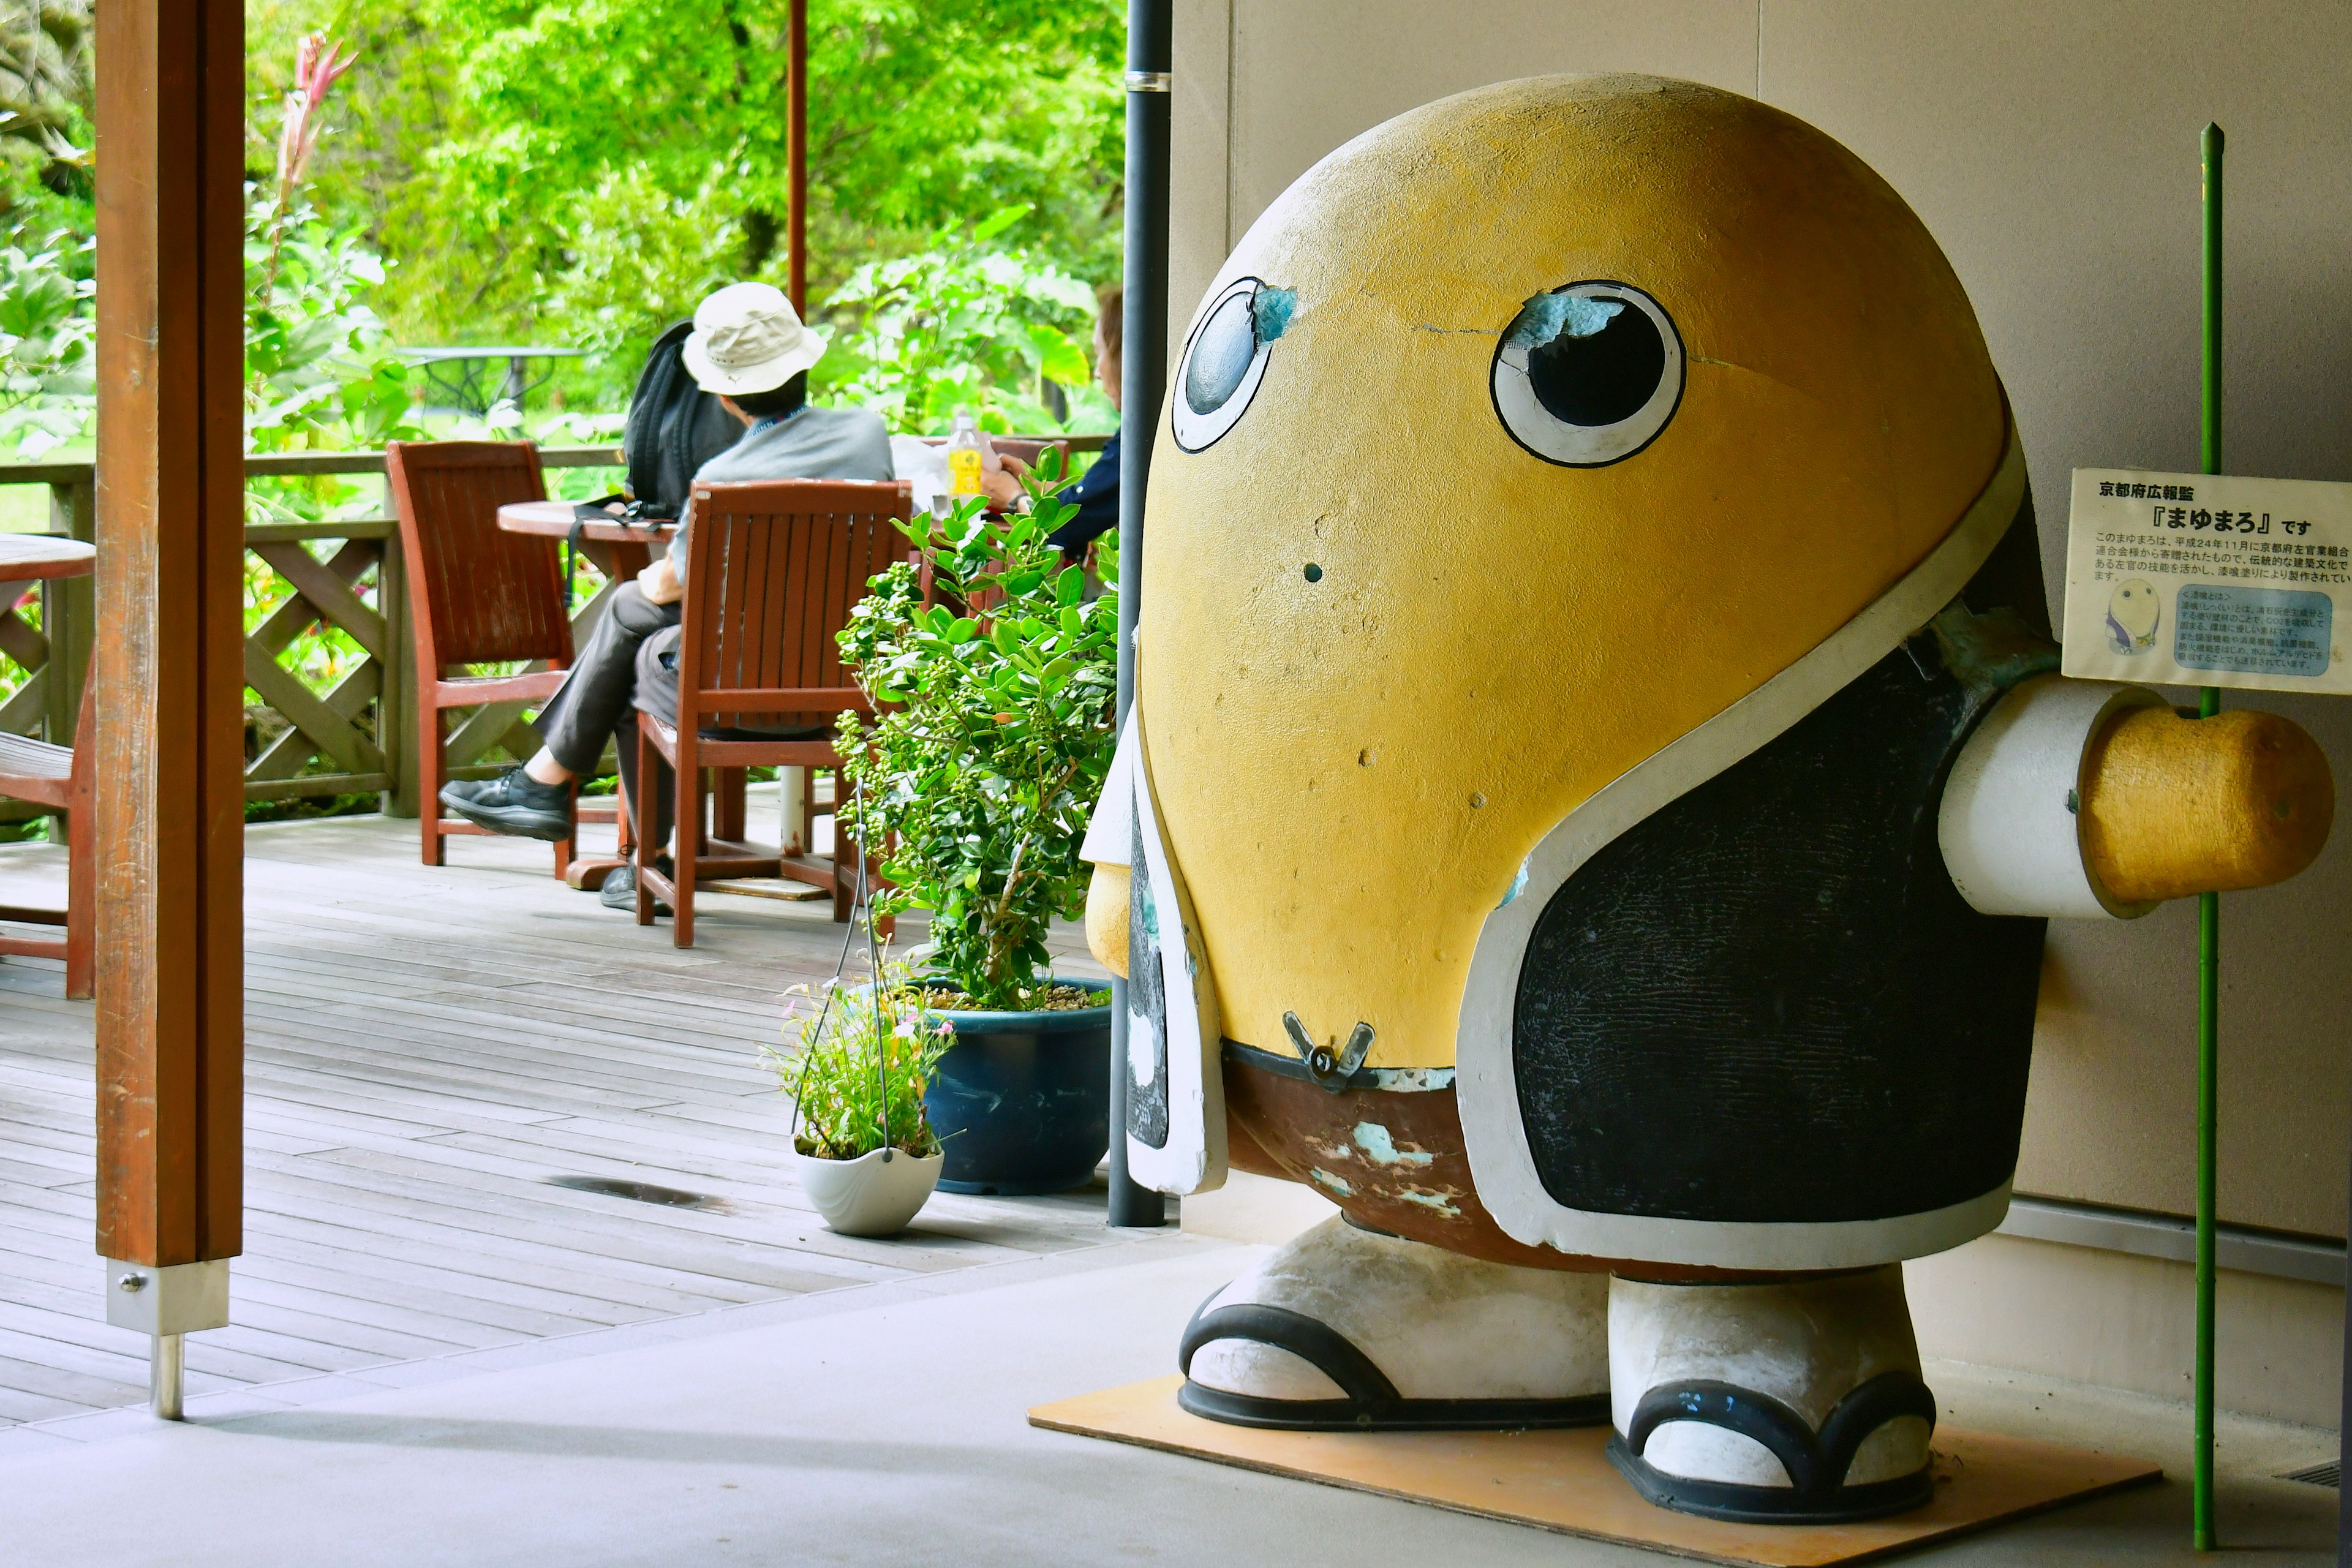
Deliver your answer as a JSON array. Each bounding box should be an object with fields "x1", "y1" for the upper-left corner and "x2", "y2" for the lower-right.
[{"x1": 946, "y1": 409, "x2": 995, "y2": 499}]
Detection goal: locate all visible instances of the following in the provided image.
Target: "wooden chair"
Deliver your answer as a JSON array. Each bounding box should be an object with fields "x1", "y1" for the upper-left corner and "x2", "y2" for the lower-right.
[
  {"x1": 635, "y1": 478, "x2": 913, "y2": 946},
  {"x1": 0, "y1": 671, "x2": 93, "y2": 998},
  {"x1": 386, "y1": 439, "x2": 612, "y2": 877}
]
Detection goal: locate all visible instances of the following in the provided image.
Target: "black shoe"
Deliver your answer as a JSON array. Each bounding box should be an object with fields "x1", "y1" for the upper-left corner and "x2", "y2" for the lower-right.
[
  {"x1": 440, "y1": 769, "x2": 573, "y2": 842},
  {"x1": 600, "y1": 858, "x2": 673, "y2": 914}
]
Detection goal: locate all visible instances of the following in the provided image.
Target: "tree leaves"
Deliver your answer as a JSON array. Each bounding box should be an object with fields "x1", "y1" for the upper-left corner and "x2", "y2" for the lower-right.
[
  {"x1": 836, "y1": 481, "x2": 1118, "y2": 1009},
  {"x1": 256, "y1": 0, "x2": 1126, "y2": 412},
  {"x1": 815, "y1": 213, "x2": 1112, "y2": 435}
]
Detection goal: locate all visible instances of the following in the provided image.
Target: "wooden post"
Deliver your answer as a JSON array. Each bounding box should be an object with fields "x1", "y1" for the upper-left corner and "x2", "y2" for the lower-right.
[{"x1": 92, "y1": 0, "x2": 245, "y2": 1338}]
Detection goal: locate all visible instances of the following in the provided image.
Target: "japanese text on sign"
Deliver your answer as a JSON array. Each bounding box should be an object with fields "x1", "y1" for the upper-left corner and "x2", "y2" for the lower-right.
[{"x1": 2062, "y1": 467, "x2": 2352, "y2": 696}]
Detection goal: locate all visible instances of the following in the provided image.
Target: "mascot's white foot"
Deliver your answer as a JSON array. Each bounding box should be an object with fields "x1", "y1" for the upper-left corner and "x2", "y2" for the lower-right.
[
  {"x1": 1607, "y1": 1267, "x2": 1938, "y2": 1524},
  {"x1": 1179, "y1": 1216, "x2": 1609, "y2": 1430}
]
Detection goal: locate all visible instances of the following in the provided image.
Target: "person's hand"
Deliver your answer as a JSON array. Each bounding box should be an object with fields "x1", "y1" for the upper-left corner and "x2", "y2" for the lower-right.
[
  {"x1": 637, "y1": 556, "x2": 683, "y2": 605},
  {"x1": 978, "y1": 453, "x2": 1032, "y2": 510}
]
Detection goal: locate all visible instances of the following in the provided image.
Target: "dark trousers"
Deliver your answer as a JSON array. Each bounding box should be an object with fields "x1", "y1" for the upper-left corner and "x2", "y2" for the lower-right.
[
  {"x1": 535, "y1": 581, "x2": 829, "y2": 851},
  {"x1": 533, "y1": 582, "x2": 682, "y2": 843}
]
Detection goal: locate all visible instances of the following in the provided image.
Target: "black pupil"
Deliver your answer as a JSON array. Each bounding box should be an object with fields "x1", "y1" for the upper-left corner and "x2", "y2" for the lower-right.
[
  {"x1": 1526, "y1": 300, "x2": 1665, "y2": 428},
  {"x1": 1185, "y1": 292, "x2": 1257, "y2": 415}
]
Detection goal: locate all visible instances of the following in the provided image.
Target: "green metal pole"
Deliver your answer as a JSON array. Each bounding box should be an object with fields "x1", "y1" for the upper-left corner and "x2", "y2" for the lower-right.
[{"x1": 2194, "y1": 118, "x2": 2223, "y2": 1555}]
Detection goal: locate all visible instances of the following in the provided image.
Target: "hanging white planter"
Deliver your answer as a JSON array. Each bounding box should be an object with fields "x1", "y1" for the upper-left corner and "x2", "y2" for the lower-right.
[
  {"x1": 790, "y1": 1145, "x2": 943, "y2": 1236},
  {"x1": 778, "y1": 776, "x2": 944, "y2": 1239}
]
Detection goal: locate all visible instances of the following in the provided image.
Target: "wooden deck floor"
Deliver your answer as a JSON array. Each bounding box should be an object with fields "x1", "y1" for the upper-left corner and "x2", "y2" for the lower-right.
[{"x1": 0, "y1": 801, "x2": 1120, "y2": 1431}]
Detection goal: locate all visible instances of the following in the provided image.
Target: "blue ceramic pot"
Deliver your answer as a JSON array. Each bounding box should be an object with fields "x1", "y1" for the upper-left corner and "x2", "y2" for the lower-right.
[{"x1": 922, "y1": 979, "x2": 1112, "y2": 1196}]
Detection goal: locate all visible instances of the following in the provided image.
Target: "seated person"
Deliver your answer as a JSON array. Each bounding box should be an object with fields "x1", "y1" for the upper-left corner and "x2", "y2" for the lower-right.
[
  {"x1": 981, "y1": 288, "x2": 1123, "y2": 559},
  {"x1": 440, "y1": 281, "x2": 892, "y2": 908}
]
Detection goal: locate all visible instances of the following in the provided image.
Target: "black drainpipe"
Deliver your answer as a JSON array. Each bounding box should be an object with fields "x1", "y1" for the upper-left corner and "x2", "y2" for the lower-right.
[{"x1": 1107, "y1": 0, "x2": 1171, "y2": 1229}]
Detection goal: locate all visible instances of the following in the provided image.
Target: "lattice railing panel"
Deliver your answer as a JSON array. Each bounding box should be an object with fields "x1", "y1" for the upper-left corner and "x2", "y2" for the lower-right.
[{"x1": 241, "y1": 533, "x2": 394, "y2": 797}]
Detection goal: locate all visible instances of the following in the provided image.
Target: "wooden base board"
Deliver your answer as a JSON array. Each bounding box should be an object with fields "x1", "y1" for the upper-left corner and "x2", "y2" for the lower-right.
[{"x1": 1028, "y1": 1376, "x2": 2162, "y2": 1567}]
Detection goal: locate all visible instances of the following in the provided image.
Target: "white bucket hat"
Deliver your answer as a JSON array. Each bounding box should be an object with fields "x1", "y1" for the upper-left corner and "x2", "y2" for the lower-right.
[{"x1": 681, "y1": 282, "x2": 826, "y2": 396}]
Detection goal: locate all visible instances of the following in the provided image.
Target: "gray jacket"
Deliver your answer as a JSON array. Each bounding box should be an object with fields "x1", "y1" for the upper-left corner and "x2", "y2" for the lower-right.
[{"x1": 668, "y1": 404, "x2": 894, "y2": 576}]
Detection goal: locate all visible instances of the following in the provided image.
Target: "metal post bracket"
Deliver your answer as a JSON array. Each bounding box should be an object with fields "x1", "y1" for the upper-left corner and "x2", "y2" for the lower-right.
[{"x1": 104, "y1": 1257, "x2": 230, "y2": 1336}]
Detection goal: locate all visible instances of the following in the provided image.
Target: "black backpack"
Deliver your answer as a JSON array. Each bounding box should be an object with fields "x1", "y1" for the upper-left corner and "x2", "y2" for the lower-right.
[{"x1": 619, "y1": 320, "x2": 742, "y2": 519}]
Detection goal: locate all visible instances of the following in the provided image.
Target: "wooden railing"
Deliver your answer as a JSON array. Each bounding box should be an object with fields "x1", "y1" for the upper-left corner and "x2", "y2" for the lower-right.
[
  {"x1": 0, "y1": 446, "x2": 625, "y2": 823},
  {"x1": 0, "y1": 432, "x2": 1111, "y2": 829}
]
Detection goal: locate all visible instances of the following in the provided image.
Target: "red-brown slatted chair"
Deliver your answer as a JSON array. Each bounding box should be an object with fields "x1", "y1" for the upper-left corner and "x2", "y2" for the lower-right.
[
  {"x1": 635, "y1": 478, "x2": 912, "y2": 946},
  {"x1": 386, "y1": 440, "x2": 589, "y2": 876},
  {"x1": 690, "y1": 444, "x2": 1070, "y2": 851},
  {"x1": 0, "y1": 672, "x2": 92, "y2": 998}
]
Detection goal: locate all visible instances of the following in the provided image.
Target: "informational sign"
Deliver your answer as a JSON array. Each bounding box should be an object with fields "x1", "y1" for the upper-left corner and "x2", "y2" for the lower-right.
[{"x1": 2062, "y1": 467, "x2": 2352, "y2": 695}]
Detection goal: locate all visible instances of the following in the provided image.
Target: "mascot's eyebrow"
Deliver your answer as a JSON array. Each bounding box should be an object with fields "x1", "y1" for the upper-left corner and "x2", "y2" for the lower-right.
[{"x1": 1251, "y1": 286, "x2": 1298, "y2": 341}]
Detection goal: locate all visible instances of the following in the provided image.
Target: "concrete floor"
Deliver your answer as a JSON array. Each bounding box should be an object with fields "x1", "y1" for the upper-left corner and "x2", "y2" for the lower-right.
[{"x1": 0, "y1": 1232, "x2": 2335, "y2": 1567}]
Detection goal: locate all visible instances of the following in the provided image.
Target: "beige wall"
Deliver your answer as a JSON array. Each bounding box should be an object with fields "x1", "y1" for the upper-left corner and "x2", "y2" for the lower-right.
[
  {"x1": 1167, "y1": 0, "x2": 2352, "y2": 1239},
  {"x1": 1909, "y1": 1234, "x2": 2345, "y2": 1429}
]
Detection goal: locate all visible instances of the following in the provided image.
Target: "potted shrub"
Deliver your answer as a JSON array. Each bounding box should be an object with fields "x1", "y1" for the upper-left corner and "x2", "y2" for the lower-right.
[
  {"x1": 835, "y1": 461, "x2": 1118, "y2": 1194},
  {"x1": 771, "y1": 963, "x2": 952, "y2": 1235}
]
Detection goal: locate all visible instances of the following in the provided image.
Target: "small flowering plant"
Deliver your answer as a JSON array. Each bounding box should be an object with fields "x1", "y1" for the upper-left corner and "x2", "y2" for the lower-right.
[{"x1": 769, "y1": 957, "x2": 954, "y2": 1161}]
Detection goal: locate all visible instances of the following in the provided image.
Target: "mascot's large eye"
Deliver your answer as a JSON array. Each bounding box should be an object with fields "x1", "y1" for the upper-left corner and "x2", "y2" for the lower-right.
[
  {"x1": 1172, "y1": 277, "x2": 1294, "y2": 451},
  {"x1": 1490, "y1": 281, "x2": 1683, "y2": 466}
]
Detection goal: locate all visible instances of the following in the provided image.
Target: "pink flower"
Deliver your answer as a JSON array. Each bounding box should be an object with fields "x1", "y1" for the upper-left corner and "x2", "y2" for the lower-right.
[{"x1": 275, "y1": 33, "x2": 358, "y2": 199}]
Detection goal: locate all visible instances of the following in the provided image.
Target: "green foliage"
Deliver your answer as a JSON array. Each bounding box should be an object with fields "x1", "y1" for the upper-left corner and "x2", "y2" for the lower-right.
[
  {"x1": 243, "y1": 790, "x2": 386, "y2": 824},
  {"x1": 0, "y1": 230, "x2": 90, "y2": 458},
  {"x1": 0, "y1": 2, "x2": 94, "y2": 233},
  {"x1": 816, "y1": 206, "x2": 1112, "y2": 435},
  {"x1": 249, "y1": 0, "x2": 1125, "y2": 407},
  {"x1": 770, "y1": 958, "x2": 952, "y2": 1159},
  {"x1": 0, "y1": 26, "x2": 423, "y2": 477},
  {"x1": 243, "y1": 30, "x2": 429, "y2": 535},
  {"x1": 835, "y1": 463, "x2": 1120, "y2": 1009},
  {"x1": 244, "y1": 194, "x2": 426, "y2": 467},
  {"x1": 0, "y1": 187, "x2": 424, "y2": 477},
  {"x1": 0, "y1": 5, "x2": 107, "y2": 456}
]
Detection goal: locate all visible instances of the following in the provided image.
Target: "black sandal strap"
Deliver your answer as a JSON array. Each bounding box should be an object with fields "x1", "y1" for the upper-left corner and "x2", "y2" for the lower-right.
[
  {"x1": 1627, "y1": 1380, "x2": 1823, "y2": 1494},
  {"x1": 1817, "y1": 1370, "x2": 1940, "y2": 1487},
  {"x1": 1175, "y1": 1286, "x2": 1609, "y2": 1432},
  {"x1": 1607, "y1": 1434, "x2": 1936, "y2": 1525},
  {"x1": 1179, "y1": 1298, "x2": 1402, "y2": 1411},
  {"x1": 1621, "y1": 1370, "x2": 1939, "y2": 1518}
]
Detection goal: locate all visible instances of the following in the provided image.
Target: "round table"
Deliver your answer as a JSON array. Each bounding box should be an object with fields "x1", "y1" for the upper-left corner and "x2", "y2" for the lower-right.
[
  {"x1": 0, "y1": 535, "x2": 96, "y2": 581},
  {"x1": 495, "y1": 500, "x2": 673, "y2": 585},
  {"x1": 494, "y1": 502, "x2": 676, "y2": 891},
  {"x1": 0, "y1": 535, "x2": 96, "y2": 644}
]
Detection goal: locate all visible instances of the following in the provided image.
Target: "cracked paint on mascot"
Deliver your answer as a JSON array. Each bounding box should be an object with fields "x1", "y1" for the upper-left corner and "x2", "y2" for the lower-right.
[{"x1": 1079, "y1": 74, "x2": 2334, "y2": 1525}]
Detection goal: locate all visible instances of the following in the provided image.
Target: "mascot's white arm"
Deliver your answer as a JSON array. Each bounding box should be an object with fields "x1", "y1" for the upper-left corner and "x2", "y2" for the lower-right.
[
  {"x1": 1080, "y1": 710, "x2": 1229, "y2": 1196},
  {"x1": 1939, "y1": 673, "x2": 2331, "y2": 918}
]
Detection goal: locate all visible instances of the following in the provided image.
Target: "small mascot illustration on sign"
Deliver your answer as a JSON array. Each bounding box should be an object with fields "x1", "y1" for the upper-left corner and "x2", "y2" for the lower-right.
[
  {"x1": 1079, "y1": 75, "x2": 2334, "y2": 1525},
  {"x1": 2105, "y1": 577, "x2": 2162, "y2": 654}
]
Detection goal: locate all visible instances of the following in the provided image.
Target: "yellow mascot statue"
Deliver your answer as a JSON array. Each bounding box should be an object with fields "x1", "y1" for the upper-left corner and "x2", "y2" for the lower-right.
[{"x1": 1079, "y1": 74, "x2": 2332, "y2": 1525}]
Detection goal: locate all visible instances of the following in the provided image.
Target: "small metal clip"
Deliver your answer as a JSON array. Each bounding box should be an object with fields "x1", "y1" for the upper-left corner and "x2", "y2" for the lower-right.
[
  {"x1": 1284, "y1": 1012, "x2": 1373, "y2": 1093},
  {"x1": 1125, "y1": 70, "x2": 1173, "y2": 93}
]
